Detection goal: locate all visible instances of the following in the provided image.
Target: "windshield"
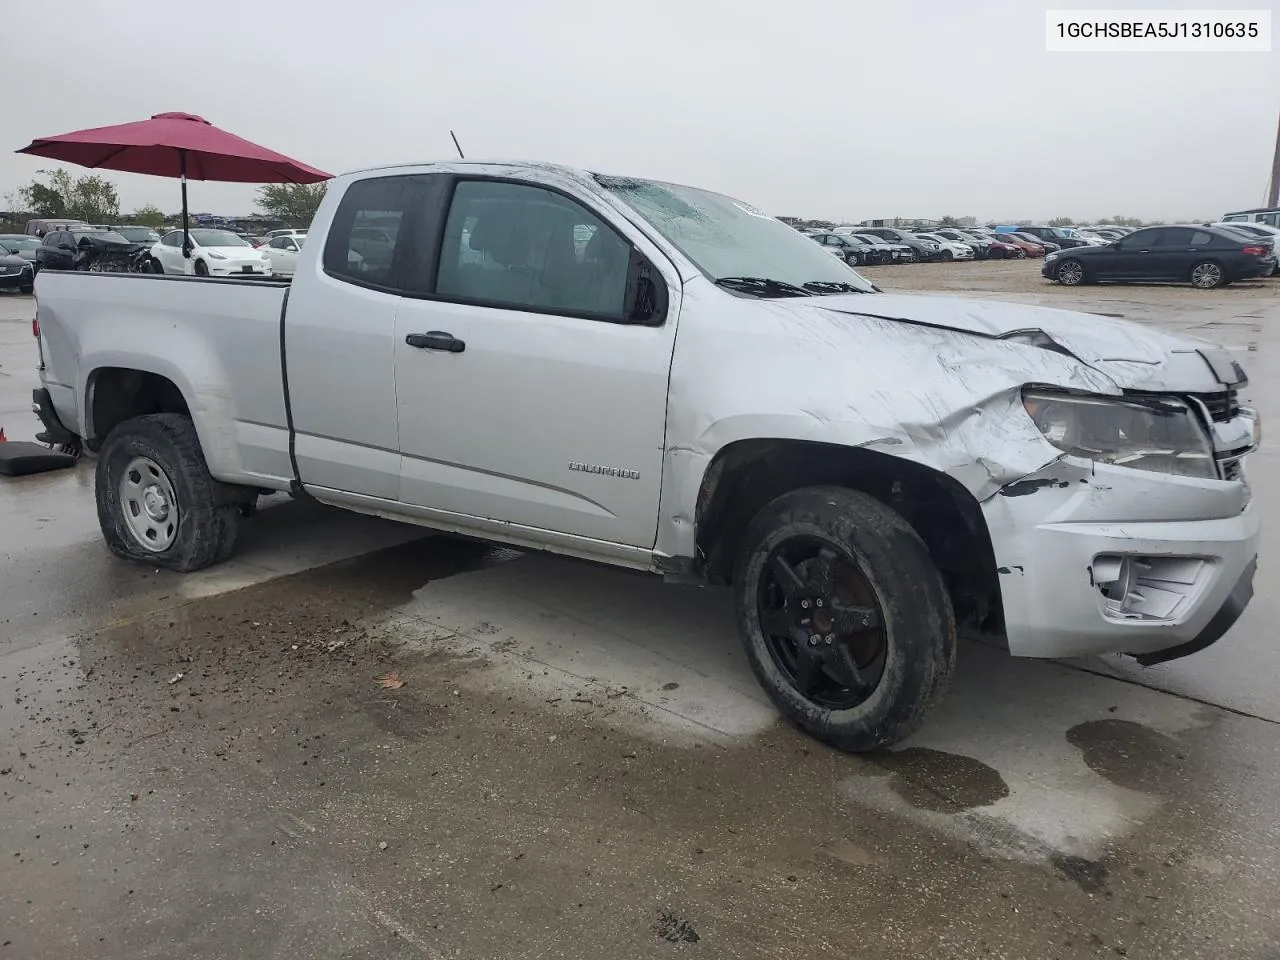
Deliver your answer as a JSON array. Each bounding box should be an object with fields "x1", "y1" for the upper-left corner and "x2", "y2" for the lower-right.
[
  {"x1": 1049, "y1": 228, "x2": 1073, "y2": 238},
  {"x1": 189, "y1": 229, "x2": 249, "y2": 247},
  {"x1": 71, "y1": 229, "x2": 130, "y2": 243},
  {"x1": 597, "y1": 176, "x2": 874, "y2": 294},
  {"x1": 116, "y1": 227, "x2": 162, "y2": 243},
  {"x1": 854, "y1": 235, "x2": 884, "y2": 245},
  {"x1": 0, "y1": 236, "x2": 39, "y2": 253}
]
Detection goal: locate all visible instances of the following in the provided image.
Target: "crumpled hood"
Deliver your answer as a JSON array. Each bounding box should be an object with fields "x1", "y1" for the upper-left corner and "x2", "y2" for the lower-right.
[{"x1": 808, "y1": 292, "x2": 1242, "y2": 393}]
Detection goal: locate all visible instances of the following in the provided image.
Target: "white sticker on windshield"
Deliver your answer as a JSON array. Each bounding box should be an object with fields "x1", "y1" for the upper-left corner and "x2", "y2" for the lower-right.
[{"x1": 732, "y1": 201, "x2": 772, "y2": 219}]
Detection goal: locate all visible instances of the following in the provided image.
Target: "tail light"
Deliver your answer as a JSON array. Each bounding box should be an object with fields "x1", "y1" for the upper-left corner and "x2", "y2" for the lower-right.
[{"x1": 1242, "y1": 245, "x2": 1268, "y2": 256}]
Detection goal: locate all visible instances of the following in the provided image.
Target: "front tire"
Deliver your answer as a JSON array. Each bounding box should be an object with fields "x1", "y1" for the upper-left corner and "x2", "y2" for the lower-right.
[
  {"x1": 149, "y1": 257, "x2": 165, "y2": 275},
  {"x1": 733, "y1": 486, "x2": 956, "y2": 752},
  {"x1": 941, "y1": 249, "x2": 953, "y2": 262},
  {"x1": 96, "y1": 414, "x2": 241, "y2": 572},
  {"x1": 1189, "y1": 260, "x2": 1226, "y2": 289},
  {"x1": 1056, "y1": 258, "x2": 1086, "y2": 285},
  {"x1": 193, "y1": 259, "x2": 209, "y2": 277}
]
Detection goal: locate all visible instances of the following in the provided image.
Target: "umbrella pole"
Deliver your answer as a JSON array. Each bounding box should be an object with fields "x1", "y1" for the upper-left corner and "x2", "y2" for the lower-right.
[{"x1": 180, "y1": 149, "x2": 191, "y2": 259}]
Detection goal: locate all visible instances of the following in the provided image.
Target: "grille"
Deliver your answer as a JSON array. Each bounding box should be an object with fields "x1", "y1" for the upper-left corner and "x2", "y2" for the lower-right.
[{"x1": 1187, "y1": 390, "x2": 1239, "y2": 423}]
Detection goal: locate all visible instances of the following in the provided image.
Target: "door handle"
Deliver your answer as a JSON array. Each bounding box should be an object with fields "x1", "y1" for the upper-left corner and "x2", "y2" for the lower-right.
[{"x1": 406, "y1": 331, "x2": 465, "y2": 353}]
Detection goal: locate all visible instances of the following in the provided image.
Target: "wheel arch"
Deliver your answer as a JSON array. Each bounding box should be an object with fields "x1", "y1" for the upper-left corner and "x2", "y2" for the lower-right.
[{"x1": 693, "y1": 438, "x2": 1004, "y2": 633}]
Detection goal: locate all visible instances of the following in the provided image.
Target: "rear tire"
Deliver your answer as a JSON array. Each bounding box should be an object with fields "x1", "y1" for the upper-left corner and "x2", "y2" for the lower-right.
[
  {"x1": 96, "y1": 414, "x2": 241, "y2": 572},
  {"x1": 733, "y1": 486, "x2": 956, "y2": 752},
  {"x1": 1189, "y1": 260, "x2": 1226, "y2": 289}
]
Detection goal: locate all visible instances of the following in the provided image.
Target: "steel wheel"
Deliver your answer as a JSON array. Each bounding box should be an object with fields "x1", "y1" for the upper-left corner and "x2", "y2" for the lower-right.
[
  {"x1": 119, "y1": 456, "x2": 180, "y2": 552},
  {"x1": 1190, "y1": 261, "x2": 1224, "y2": 289},
  {"x1": 1057, "y1": 259, "x2": 1085, "y2": 285},
  {"x1": 756, "y1": 537, "x2": 886, "y2": 709}
]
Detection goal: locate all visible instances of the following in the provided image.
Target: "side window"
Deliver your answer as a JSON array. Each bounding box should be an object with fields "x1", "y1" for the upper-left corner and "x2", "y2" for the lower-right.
[
  {"x1": 1124, "y1": 228, "x2": 1161, "y2": 248},
  {"x1": 268, "y1": 236, "x2": 288, "y2": 249},
  {"x1": 1155, "y1": 227, "x2": 1193, "y2": 247},
  {"x1": 323, "y1": 175, "x2": 430, "y2": 290},
  {"x1": 161, "y1": 233, "x2": 179, "y2": 247},
  {"x1": 1189, "y1": 230, "x2": 1213, "y2": 247},
  {"x1": 435, "y1": 180, "x2": 632, "y2": 320}
]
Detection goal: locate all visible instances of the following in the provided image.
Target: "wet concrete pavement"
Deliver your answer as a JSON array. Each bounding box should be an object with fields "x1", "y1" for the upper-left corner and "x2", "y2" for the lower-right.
[{"x1": 2, "y1": 276, "x2": 1280, "y2": 958}]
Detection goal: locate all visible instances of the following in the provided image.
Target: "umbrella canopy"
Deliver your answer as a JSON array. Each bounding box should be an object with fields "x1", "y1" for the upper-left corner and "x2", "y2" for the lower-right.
[
  {"x1": 17, "y1": 112, "x2": 330, "y2": 183},
  {"x1": 16, "y1": 112, "x2": 331, "y2": 254}
]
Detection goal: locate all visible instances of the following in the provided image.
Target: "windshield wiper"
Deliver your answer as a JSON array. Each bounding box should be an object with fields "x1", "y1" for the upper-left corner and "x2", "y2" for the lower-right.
[
  {"x1": 714, "y1": 276, "x2": 812, "y2": 298},
  {"x1": 802, "y1": 281, "x2": 873, "y2": 295}
]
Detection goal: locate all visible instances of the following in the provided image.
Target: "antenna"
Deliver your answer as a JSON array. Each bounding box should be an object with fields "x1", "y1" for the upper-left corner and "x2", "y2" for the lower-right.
[{"x1": 450, "y1": 130, "x2": 465, "y2": 160}]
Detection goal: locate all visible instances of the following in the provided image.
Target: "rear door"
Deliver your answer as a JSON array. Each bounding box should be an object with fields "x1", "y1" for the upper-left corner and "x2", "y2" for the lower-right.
[
  {"x1": 1149, "y1": 227, "x2": 1197, "y2": 281},
  {"x1": 392, "y1": 175, "x2": 679, "y2": 548},
  {"x1": 154, "y1": 232, "x2": 184, "y2": 274}
]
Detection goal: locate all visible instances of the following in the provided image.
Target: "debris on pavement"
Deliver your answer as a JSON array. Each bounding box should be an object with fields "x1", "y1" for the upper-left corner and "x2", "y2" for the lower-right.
[
  {"x1": 655, "y1": 909, "x2": 700, "y2": 944},
  {"x1": 167, "y1": 672, "x2": 184, "y2": 685},
  {"x1": 376, "y1": 673, "x2": 404, "y2": 690}
]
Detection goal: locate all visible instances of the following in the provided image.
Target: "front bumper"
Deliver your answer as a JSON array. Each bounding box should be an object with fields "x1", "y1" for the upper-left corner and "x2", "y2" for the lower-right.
[
  {"x1": 208, "y1": 259, "x2": 272, "y2": 277},
  {"x1": 983, "y1": 458, "x2": 1259, "y2": 661},
  {"x1": 0, "y1": 266, "x2": 32, "y2": 289}
]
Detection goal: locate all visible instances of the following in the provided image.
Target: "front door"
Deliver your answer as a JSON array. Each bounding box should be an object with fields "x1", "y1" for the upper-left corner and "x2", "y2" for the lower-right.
[
  {"x1": 1106, "y1": 227, "x2": 1167, "y2": 280},
  {"x1": 392, "y1": 176, "x2": 678, "y2": 548}
]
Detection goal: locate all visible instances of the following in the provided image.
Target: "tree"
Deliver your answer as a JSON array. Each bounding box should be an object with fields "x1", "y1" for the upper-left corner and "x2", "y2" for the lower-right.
[
  {"x1": 938, "y1": 214, "x2": 959, "y2": 227},
  {"x1": 1048, "y1": 216, "x2": 1074, "y2": 227},
  {"x1": 18, "y1": 169, "x2": 120, "y2": 223},
  {"x1": 255, "y1": 183, "x2": 328, "y2": 227},
  {"x1": 131, "y1": 204, "x2": 167, "y2": 228},
  {"x1": 1107, "y1": 215, "x2": 1146, "y2": 228}
]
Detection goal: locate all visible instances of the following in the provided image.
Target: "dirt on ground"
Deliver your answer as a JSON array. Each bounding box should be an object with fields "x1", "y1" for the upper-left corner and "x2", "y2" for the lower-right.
[{"x1": 2, "y1": 545, "x2": 1274, "y2": 960}]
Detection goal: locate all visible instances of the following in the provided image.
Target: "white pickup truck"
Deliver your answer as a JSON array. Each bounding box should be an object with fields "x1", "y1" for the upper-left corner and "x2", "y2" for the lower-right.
[{"x1": 30, "y1": 161, "x2": 1260, "y2": 751}]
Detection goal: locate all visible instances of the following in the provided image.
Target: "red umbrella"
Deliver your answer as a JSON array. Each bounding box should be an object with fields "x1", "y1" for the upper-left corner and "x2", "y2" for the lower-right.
[{"x1": 17, "y1": 112, "x2": 331, "y2": 254}]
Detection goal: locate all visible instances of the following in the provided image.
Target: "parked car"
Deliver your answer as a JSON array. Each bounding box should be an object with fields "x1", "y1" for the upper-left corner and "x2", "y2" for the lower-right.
[
  {"x1": 982, "y1": 236, "x2": 1021, "y2": 259},
  {"x1": 851, "y1": 234, "x2": 915, "y2": 263},
  {"x1": 26, "y1": 217, "x2": 88, "y2": 238},
  {"x1": 149, "y1": 229, "x2": 273, "y2": 277},
  {"x1": 31, "y1": 161, "x2": 1262, "y2": 755},
  {"x1": 34, "y1": 227, "x2": 149, "y2": 273},
  {"x1": 933, "y1": 229, "x2": 990, "y2": 259},
  {"x1": 1071, "y1": 228, "x2": 1113, "y2": 246},
  {"x1": 260, "y1": 233, "x2": 307, "y2": 276},
  {"x1": 1009, "y1": 232, "x2": 1057, "y2": 255},
  {"x1": 111, "y1": 225, "x2": 163, "y2": 245},
  {"x1": 1221, "y1": 206, "x2": 1280, "y2": 228},
  {"x1": 0, "y1": 234, "x2": 41, "y2": 266},
  {"x1": 0, "y1": 249, "x2": 34, "y2": 293},
  {"x1": 915, "y1": 233, "x2": 974, "y2": 261},
  {"x1": 1211, "y1": 222, "x2": 1280, "y2": 272},
  {"x1": 991, "y1": 234, "x2": 1037, "y2": 258},
  {"x1": 257, "y1": 228, "x2": 306, "y2": 247},
  {"x1": 1043, "y1": 224, "x2": 1276, "y2": 288},
  {"x1": 1015, "y1": 225, "x2": 1089, "y2": 249},
  {"x1": 858, "y1": 227, "x2": 941, "y2": 261}
]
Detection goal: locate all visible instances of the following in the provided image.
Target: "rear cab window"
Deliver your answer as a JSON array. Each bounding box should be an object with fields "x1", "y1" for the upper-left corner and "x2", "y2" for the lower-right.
[{"x1": 322, "y1": 174, "x2": 447, "y2": 292}]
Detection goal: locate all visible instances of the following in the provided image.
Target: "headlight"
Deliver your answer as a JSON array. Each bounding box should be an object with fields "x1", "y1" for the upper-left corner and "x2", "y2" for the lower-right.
[
  {"x1": 1022, "y1": 390, "x2": 1217, "y2": 479},
  {"x1": 207, "y1": 251, "x2": 227, "y2": 260}
]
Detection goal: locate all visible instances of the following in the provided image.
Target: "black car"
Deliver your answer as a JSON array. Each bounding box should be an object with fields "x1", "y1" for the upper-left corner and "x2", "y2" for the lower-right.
[
  {"x1": 1016, "y1": 225, "x2": 1088, "y2": 249},
  {"x1": 811, "y1": 232, "x2": 883, "y2": 265},
  {"x1": 1042, "y1": 225, "x2": 1276, "y2": 289},
  {"x1": 0, "y1": 234, "x2": 41, "y2": 266},
  {"x1": 0, "y1": 250, "x2": 34, "y2": 293},
  {"x1": 34, "y1": 227, "x2": 148, "y2": 273},
  {"x1": 857, "y1": 227, "x2": 941, "y2": 262}
]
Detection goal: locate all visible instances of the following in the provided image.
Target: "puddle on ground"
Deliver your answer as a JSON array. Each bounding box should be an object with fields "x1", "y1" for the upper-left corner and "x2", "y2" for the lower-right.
[
  {"x1": 869, "y1": 746, "x2": 1010, "y2": 812},
  {"x1": 1066, "y1": 719, "x2": 1187, "y2": 794},
  {"x1": 304, "y1": 536, "x2": 521, "y2": 605},
  {"x1": 1051, "y1": 852, "x2": 1110, "y2": 893}
]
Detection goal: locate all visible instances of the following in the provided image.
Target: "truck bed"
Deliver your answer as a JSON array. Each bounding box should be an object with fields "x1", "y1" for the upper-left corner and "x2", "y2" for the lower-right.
[{"x1": 35, "y1": 271, "x2": 295, "y2": 489}]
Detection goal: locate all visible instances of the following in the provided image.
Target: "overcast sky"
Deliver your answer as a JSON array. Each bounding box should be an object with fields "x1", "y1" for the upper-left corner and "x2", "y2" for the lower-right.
[{"x1": 5, "y1": 0, "x2": 1277, "y2": 222}]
